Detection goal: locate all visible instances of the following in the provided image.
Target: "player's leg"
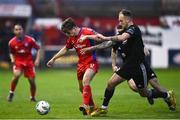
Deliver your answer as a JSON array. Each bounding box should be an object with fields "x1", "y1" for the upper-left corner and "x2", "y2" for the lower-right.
[
  {"x1": 147, "y1": 67, "x2": 168, "y2": 98},
  {"x1": 79, "y1": 68, "x2": 96, "y2": 115},
  {"x1": 149, "y1": 78, "x2": 176, "y2": 111},
  {"x1": 27, "y1": 77, "x2": 36, "y2": 102},
  {"x1": 127, "y1": 77, "x2": 170, "y2": 104},
  {"x1": 78, "y1": 78, "x2": 98, "y2": 114},
  {"x1": 136, "y1": 63, "x2": 176, "y2": 110},
  {"x1": 148, "y1": 78, "x2": 168, "y2": 100},
  {"x1": 78, "y1": 72, "x2": 98, "y2": 113},
  {"x1": 127, "y1": 79, "x2": 138, "y2": 92},
  {"x1": 133, "y1": 63, "x2": 156, "y2": 104},
  {"x1": 149, "y1": 77, "x2": 167, "y2": 92},
  {"x1": 91, "y1": 73, "x2": 125, "y2": 116},
  {"x1": 25, "y1": 65, "x2": 36, "y2": 101},
  {"x1": 146, "y1": 65, "x2": 176, "y2": 110},
  {"x1": 138, "y1": 85, "x2": 175, "y2": 111},
  {"x1": 82, "y1": 68, "x2": 96, "y2": 104},
  {"x1": 77, "y1": 68, "x2": 89, "y2": 115},
  {"x1": 7, "y1": 65, "x2": 22, "y2": 102},
  {"x1": 102, "y1": 73, "x2": 125, "y2": 107}
]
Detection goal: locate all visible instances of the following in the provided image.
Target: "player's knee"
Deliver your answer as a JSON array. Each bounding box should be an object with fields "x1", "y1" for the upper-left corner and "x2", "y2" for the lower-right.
[
  {"x1": 82, "y1": 79, "x2": 90, "y2": 86},
  {"x1": 128, "y1": 79, "x2": 138, "y2": 92},
  {"x1": 13, "y1": 75, "x2": 20, "y2": 80},
  {"x1": 12, "y1": 76, "x2": 19, "y2": 83},
  {"x1": 13, "y1": 71, "x2": 21, "y2": 77},
  {"x1": 107, "y1": 81, "x2": 115, "y2": 90},
  {"x1": 129, "y1": 85, "x2": 138, "y2": 92}
]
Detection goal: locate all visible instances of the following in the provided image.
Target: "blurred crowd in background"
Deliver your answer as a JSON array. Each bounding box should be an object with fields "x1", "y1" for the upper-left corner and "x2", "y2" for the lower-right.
[{"x1": 0, "y1": 0, "x2": 180, "y2": 68}]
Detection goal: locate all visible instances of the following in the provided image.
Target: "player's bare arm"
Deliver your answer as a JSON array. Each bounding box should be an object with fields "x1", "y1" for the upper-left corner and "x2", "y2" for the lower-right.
[
  {"x1": 34, "y1": 49, "x2": 41, "y2": 67},
  {"x1": 80, "y1": 41, "x2": 113, "y2": 54},
  {"x1": 82, "y1": 32, "x2": 130, "y2": 42},
  {"x1": 111, "y1": 48, "x2": 118, "y2": 72},
  {"x1": 102, "y1": 32, "x2": 130, "y2": 42},
  {"x1": 9, "y1": 53, "x2": 15, "y2": 64},
  {"x1": 79, "y1": 33, "x2": 105, "y2": 42},
  {"x1": 47, "y1": 46, "x2": 68, "y2": 67}
]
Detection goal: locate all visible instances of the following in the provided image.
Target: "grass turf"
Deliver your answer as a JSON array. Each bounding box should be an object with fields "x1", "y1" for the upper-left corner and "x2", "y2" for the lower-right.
[{"x1": 0, "y1": 68, "x2": 180, "y2": 119}]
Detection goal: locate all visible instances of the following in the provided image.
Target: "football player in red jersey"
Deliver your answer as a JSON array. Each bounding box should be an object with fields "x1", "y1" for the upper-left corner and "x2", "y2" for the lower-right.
[
  {"x1": 7, "y1": 24, "x2": 41, "y2": 102},
  {"x1": 47, "y1": 18, "x2": 100, "y2": 115}
]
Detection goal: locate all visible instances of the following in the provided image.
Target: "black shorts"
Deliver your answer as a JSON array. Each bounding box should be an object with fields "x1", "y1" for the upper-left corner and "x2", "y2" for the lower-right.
[{"x1": 116, "y1": 62, "x2": 157, "y2": 89}]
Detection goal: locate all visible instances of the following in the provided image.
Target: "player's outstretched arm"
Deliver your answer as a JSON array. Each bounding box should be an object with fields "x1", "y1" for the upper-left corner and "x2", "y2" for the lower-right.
[
  {"x1": 47, "y1": 46, "x2": 68, "y2": 67},
  {"x1": 102, "y1": 33, "x2": 130, "y2": 42},
  {"x1": 79, "y1": 34, "x2": 105, "y2": 42},
  {"x1": 111, "y1": 48, "x2": 118, "y2": 72},
  {"x1": 80, "y1": 41, "x2": 113, "y2": 54}
]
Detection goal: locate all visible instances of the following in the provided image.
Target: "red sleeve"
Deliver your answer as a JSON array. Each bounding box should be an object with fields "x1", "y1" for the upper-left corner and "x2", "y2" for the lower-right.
[
  {"x1": 85, "y1": 27, "x2": 96, "y2": 35},
  {"x1": 65, "y1": 38, "x2": 73, "y2": 49},
  {"x1": 31, "y1": 38, "x2": 40, "y2": 50}
]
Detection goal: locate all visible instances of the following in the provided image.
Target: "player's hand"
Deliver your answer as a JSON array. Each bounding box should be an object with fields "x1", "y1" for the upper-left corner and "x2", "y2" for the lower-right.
[
  {"x1": 80, "y1": 47, "x2": 91, "y2": 55},
  {"x1": 144, "y1": 47, "x2": 150, "y2": 56},
  {"x1": 112, "y1": 66, "x2": 118, "y2": 72},
  {"x1": 34, "y1": 59, "x2": 40, "y2": 67},
  {"x1": 96, "y1": 34, "x2": 106, "y2": 41},
  {"x1": 79, "y1": 35, "x2": 87, "y2": 42},
  {"x1": 47, "y1": 59, "x2": 55, "y2": 68}
]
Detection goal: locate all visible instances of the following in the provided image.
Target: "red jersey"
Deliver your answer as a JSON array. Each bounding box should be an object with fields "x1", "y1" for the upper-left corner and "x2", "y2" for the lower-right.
[
  {"x1": 9, "y1": 35, "x2": 40, "y2": 63},
  {"x1": 65, "y1": 27, "x2": 97, "y2": 64}
]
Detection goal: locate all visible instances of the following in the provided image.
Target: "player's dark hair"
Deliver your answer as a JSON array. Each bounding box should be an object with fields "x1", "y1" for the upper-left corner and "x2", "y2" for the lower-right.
[
  {"x1": 119, "y1": 9, "x2": 132, "y2": 19},
  {"x1": 61, "y1": 17, "x2": 77, "y2": 34}
]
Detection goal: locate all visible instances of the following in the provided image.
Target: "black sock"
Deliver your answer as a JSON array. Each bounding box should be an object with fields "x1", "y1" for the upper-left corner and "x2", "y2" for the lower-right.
[
  {"x1": 149, "y1": 89, "x2": 168, "y2": 98},
  {"x1": 102, "y1": 88, "x2": 115, "y2": 106}
]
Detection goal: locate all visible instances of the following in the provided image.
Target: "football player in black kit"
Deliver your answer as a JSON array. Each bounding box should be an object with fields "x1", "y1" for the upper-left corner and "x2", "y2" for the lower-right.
[{"x1": 79, "y1": 9, "x2": 176, "y2": 116}]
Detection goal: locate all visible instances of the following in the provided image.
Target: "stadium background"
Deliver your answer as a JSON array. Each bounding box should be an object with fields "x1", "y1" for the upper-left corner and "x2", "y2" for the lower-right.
[{"x1": 0, "y1": 0, "x2": 180, "y2": 119}]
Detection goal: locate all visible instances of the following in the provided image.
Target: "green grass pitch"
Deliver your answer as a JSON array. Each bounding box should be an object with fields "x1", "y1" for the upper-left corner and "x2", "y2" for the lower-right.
[{"x1": 0, "y1": 68, "x2": 180, "y2": 119}]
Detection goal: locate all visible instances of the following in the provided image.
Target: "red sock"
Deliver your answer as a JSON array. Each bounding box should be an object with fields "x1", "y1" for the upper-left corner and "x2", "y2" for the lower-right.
[
  {"x1": 30, "y1": 84, "x2": 36, "y2": 98},
  {"x1": 82, "y1": 85, "x2": 92, "y2": 105}
]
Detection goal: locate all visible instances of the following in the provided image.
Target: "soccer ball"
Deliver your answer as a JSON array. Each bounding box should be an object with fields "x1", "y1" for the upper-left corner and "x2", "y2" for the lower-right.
[{"x1": 36, "y1": 101, "x2": 50, "y2": 115}]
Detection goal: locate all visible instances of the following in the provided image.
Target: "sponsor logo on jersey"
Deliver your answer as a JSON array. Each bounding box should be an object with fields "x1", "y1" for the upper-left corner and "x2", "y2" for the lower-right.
[
  {"x1": 25, "y1": 42, "x2": 29, "y2": 47},
  {"x1": 127, "y1": 28, "x2": 135, "y2": 35},
  {"x1": 90, "y1": 63, "x2": 95, "y2": 68},
  {"x1": 17, "y1": 49, "x2": 25, "y2": 53},
  {"x1": 75, "y1": 44, "x2": 86, "y2": 49}
]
